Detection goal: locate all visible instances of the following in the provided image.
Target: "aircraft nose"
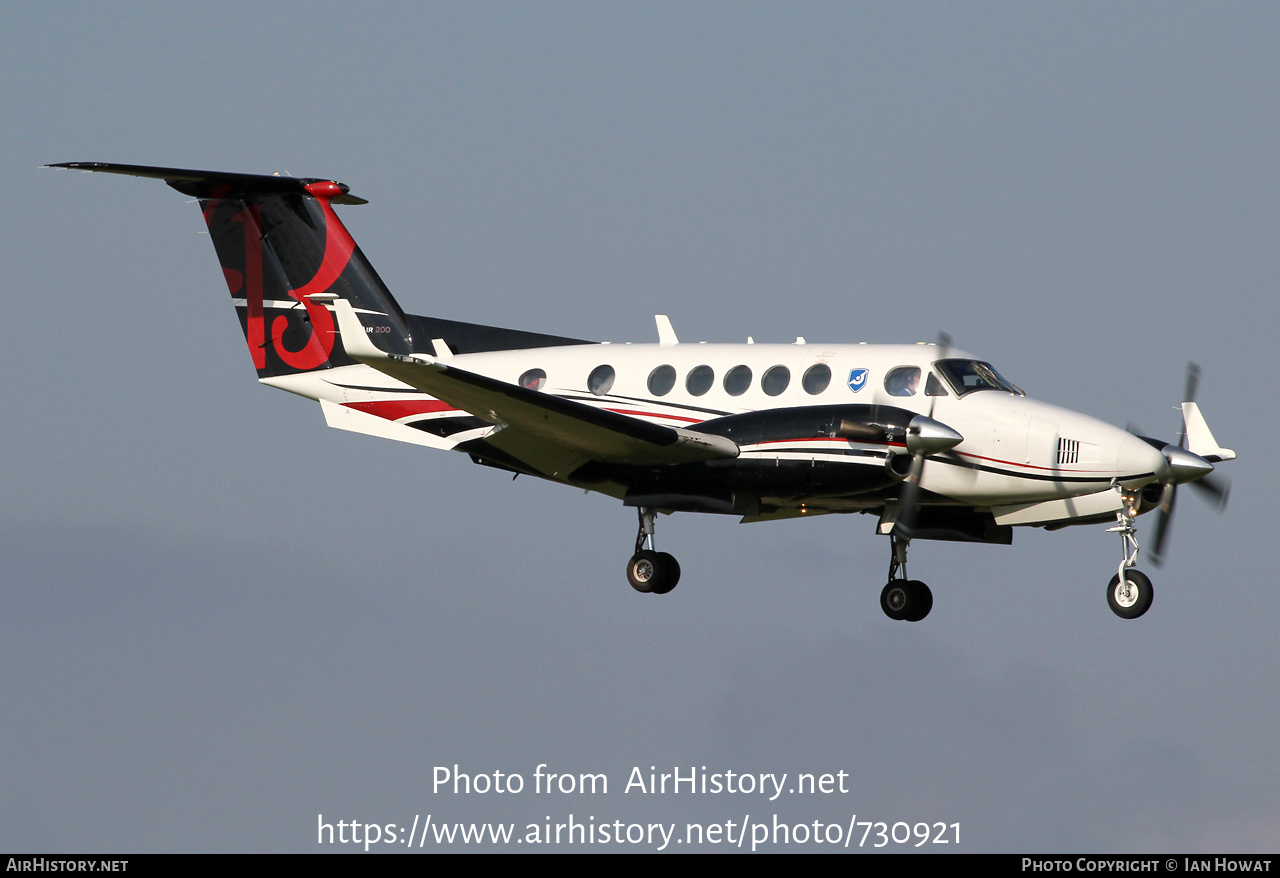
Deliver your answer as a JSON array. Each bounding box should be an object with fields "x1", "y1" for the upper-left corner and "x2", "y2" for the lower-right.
[{"x1": 1115, "y1": 431, "x2": 1166, "y2": 483}]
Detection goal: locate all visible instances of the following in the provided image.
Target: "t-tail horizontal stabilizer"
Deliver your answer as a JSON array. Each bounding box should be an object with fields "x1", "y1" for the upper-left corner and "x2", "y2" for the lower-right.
[{"x1": 47, "y1": 162, "x2": 370, "y2": 204}]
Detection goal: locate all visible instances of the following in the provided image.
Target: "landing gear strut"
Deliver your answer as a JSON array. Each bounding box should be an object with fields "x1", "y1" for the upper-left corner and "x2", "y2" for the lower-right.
[
  {"x1": 881, "y1": 533, "x2": 932, "y2": 621},
  {"x1": 626, "y1": 507, "x2": 680, "y2": 595},
  {"x1": 1104, "y1": 489, "x2": 1154, "y2": 619}
]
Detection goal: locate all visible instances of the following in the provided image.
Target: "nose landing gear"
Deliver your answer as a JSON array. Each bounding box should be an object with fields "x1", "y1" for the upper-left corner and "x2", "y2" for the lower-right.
[
  {"x1": 1104, "y1": 489, "x2": 1154, "y2": 619},
  {"x1": 626, "y1": 507, "x2": 681, "y2": 595},
  {"x1": 881, "y1": 534, "x2": 932, "y2": 621}
]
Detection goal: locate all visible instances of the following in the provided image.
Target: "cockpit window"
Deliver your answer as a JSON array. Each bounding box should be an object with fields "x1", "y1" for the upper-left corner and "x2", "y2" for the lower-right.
[
  {"x1": 925, "y1": 372, "x2": 948, "y2": 397},
  {"x1": 884, "y1": 366, "x2": 921, "y2": 397},
  {"x1": 935, "y1": 359, "x2": 1023, "y2": 397}
]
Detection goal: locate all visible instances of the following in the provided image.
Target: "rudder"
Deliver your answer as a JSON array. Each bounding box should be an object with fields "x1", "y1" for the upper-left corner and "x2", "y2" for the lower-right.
[{"x1": 50, "y1": 162, "x2": 414, "y2": 378}]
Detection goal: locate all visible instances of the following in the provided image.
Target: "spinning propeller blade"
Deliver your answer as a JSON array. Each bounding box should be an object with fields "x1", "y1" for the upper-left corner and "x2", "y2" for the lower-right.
[
  {"x1": 1184, "y1": 362, "x2": 1201, "y2": 414},
  {"x1": 1147, "y1": 362, "x2": 1229, "y2": 568},
  {"x1": 1149, "y1": 483, "x2": 1177, "y2": 568},
  {"x1": 1188, "y1": 472, "x2": 1230, "y2": 510},
  {"x1": 892, "y1": 331, "x2": 958, "y2": 540}
]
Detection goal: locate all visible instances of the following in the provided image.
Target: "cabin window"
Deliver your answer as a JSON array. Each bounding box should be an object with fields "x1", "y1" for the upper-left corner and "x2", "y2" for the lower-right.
[
  {"x1": 761, "y1": 365, "x2": 790, "y2": 396},
  {"x1": 884, "y1": 366, "x2": 921, "y2": 397},
  {"x1": 520, "y1": 368, "x2": 546, "y2": 391},
  {"x1": 686, "y1": 365, "x2": 714, "y2": 396},
  {"x1": 802, "y1": 363, "x2": 831, "y2": 395},
  {"x1": 588, "y1": 364, "x2": 615, "y2": 395},
  {"x1": 724, "y1": 365, "x2": 753, "y2": 397},
  {"x1": 648, "y1": 365, "x2": 676, "y2": 396}
]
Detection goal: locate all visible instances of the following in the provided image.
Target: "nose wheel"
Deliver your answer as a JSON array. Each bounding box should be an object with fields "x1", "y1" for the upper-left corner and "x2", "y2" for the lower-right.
[
  {"x1": 1105, "y1": 491, "x2": 1154, "y2": 619},
  {"x1": 1107, "y1": 570, "x2": 1153, "y2": 619},
  {"x1": 881, "y1": 534, "x2": 932, "y2": 621},
  {"x1": 626, "y1": 508, "x2": 681, "y2": 595}
]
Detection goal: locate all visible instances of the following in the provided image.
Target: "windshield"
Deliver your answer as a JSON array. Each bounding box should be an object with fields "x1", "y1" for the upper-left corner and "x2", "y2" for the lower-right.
[{"x1": 935, "y1": 359, "x2": 1024, "y2": 397}]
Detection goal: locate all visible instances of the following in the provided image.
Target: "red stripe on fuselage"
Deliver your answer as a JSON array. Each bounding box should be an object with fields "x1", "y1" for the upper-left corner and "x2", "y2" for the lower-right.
[
  {"x1": 344, "y1": 400, "x2": 457, "y2": 420},
  {"x1": 955, "y1": 450, "x2": 1108, "y2": 474}
]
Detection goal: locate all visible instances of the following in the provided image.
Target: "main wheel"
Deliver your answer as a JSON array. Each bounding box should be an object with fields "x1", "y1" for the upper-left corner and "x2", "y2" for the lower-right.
[
  {"x1": 881, "y1": 579, "x2": 911, "y2": 620},
  {"x1": 903, "y1": 580, "x2": 933, "y2": 622},
  {"x1": 1107, "y1": 569, "x2": 1154, "y2": 619},
  {"x1": 881, "y1": 579, "x2": 932, "y2": 621},
  {"x1": 649, "y1": 552, "x2": 681, "y2": 594},
  {"x1": 627, "y1": 550, "x2": 660, "y2": 593}
]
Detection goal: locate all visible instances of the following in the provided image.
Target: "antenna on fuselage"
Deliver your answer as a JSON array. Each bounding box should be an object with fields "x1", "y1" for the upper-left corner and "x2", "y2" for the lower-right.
[{"x1": 655, "y1": 315, "x2": 678, "y2": 346}]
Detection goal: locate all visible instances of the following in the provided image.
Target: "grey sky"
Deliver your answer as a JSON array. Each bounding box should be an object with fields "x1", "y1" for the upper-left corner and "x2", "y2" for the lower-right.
[{"x1": 4, "y1": 2, "x2": 1277, "y2": 852}]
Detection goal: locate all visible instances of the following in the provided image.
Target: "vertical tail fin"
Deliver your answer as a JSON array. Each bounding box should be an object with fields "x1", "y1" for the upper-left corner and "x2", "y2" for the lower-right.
[{"x1": 49, "y1": 163, "x2": 413, "y2": 377}]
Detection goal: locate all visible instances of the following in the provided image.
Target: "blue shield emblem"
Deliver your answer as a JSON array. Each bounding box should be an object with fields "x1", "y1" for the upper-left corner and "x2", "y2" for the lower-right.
[{"x1": 847, "y1": 368, "x2": 868, "y2": 392}]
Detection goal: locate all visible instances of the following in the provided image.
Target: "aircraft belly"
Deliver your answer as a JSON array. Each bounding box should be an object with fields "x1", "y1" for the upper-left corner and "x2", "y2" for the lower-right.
[
  {"x1": 992, "y1": 489, "x2": 1125, "y2": 527},
  {"x1": 722, "y1": 452, "x2": 896, "y2": 498},
  {"x1": 319, "y1": 399, "x2": 457, "y2": 450},
  {"x1": 572, "y1": 447, "x2": 896, "y2": 508}
]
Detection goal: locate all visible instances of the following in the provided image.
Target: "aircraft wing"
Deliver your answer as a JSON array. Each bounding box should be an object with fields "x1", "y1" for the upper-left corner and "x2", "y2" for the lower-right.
[{"x1": 330, "y1": 299, "x2": 738, "y2": 469}]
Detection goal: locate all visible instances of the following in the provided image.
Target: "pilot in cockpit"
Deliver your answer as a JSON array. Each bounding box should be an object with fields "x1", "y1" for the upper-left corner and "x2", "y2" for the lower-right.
[{"x1": 885, "y1": 366, "x2": 921, "y2": 397}]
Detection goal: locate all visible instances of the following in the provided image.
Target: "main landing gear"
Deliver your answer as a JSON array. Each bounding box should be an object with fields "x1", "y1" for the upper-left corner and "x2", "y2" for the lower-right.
[
  {"x1": 1104, "y1": 490, "x2": 1154, "y2": 619},
  {"x1": 881, "y1": 534, "x2": 932, "y2": 622},
  {"x1": 626, "y1": 507, "x2": 680, "y2": 595}
]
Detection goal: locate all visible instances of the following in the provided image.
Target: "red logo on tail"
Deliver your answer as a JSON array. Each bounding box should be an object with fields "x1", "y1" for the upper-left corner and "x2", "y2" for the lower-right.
[{"x1": 217, "y1": 189, "x2": 356, "y2": 371}]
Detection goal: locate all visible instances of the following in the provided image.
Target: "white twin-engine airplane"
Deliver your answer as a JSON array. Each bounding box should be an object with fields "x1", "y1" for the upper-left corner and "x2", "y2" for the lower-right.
[{"x1": 51, "y1": 162, "x2": 1236, "y2": 622}]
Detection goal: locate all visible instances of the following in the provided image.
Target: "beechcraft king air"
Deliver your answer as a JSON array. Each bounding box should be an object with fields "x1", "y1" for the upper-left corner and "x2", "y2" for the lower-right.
[{"x1": 50, "y1": 162, "x2": 1237, "y2": 621}]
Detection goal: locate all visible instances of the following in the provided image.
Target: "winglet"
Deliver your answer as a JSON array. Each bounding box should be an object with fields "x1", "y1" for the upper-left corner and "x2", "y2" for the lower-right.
[
  {"x1": 331, "y1": 297, "x2": 435, "y2": 365},
  {"x1": 655, "y1": 315, "x2": 678, "y2": 346},
  {"x1": 1181, "y1": 402, "x2": 1235, "y2": 462}
]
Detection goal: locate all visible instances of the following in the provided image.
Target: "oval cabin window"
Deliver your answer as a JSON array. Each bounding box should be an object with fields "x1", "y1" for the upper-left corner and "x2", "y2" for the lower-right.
[
  {"x1": 723, "y1": 365, "x2": 752, "y2": 397},
  {"x1": 802, "y1": 363, "x2": 831, "y2": 395},
  {"x1": 686, "y1": 365, "x2": 714, "y2": 396},
  {"x1": 520, "y1": 369, "x2": 546, "y2": 391},
  {"x1": 648, "y1": 365, "x2": 676, "y2": 396},
  {"x1": 588, "y1": 364, "x2": 616, "y2": 396}
]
